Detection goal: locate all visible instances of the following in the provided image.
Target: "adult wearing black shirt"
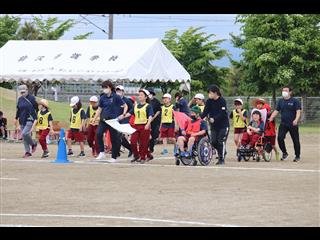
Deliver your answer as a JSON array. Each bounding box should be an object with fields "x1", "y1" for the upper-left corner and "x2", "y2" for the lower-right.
[
  {"x1": 201, "y1": 85, "x2": 229, "y2": 165},
  {"x1": 269, "y1": 86, "x2": 301, "y2": 162},
  {"x1": 147, "y1": 88, "x2": 161, "y2": 153}
]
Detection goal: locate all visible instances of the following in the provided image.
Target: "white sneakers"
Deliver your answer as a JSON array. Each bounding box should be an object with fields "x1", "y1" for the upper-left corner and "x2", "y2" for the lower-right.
[
  {"x1": 96, "y1": 152, "x2": 106, "y2": 160},
  {"x1": 95, "y1": 153, "x2": 117, "y2": 163},
  {"x1": 106, "y1": 158, "x2": 117, "y2": 163}
]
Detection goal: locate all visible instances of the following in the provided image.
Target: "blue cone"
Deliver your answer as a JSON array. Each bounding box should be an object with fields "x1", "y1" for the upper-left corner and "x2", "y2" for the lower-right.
[{"x1": 52, "y1": 128, "x2": 72, "y2": 164}]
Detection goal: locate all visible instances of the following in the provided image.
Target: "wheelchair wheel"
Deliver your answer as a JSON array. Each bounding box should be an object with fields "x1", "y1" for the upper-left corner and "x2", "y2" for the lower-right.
[
  {"x1": 263, "y1": 142, "x2": 273, "y2": 162},
  {"x1": 180, "y1": 156, "x2": 193, "y2": 166},
  {"x1": 262, "y1": 150, "x2": 272, "y2": 162},
  {"x1": 197, "y1": 136, "x2": 214, "y2": 166}
]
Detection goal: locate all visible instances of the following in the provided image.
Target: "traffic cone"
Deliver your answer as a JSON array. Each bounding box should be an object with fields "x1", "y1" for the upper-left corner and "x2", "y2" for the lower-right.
[{"x1": 52, "y1": 128, "x2": 72, "y2": 164}]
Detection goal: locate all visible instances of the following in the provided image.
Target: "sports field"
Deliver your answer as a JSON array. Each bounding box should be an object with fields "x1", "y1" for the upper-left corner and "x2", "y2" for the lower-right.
[{"x1": 0, "y1": 132, "x2": 319, "y2": 227}]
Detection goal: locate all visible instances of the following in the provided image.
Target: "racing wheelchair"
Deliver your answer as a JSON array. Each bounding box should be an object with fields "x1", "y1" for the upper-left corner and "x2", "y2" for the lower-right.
[
  {"x1": 174, "y1": 132, "x2": 217, "y2": 166},
  {"x1": 237, "y1": 108, "x2": 273, "y2": 162}
]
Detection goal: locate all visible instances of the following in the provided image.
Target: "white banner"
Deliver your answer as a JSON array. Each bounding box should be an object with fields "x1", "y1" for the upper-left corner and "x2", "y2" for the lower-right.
[{"x1": 104, "y1": 119, "x2": 136, "y2": 135}]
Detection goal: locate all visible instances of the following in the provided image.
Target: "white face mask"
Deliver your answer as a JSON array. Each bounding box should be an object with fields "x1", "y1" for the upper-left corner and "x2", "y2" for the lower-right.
[
  {"x1": 282, "y1": 91, "x2": 289, "y2": 98},
  {"x1": 149, "y1": 94, "x2": 153, "y2": 100},
  {"x1": 103, "y1": 88, "x2": 110, "y2": 94}
]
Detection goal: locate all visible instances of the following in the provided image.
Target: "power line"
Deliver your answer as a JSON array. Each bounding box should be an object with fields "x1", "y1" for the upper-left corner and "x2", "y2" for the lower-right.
[{"x1": 79, "y1": 14, "x2": 108, "y2": 35}]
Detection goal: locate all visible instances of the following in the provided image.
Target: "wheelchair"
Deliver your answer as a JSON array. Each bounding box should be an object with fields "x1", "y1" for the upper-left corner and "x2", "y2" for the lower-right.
[
  {"x1": 175, "y1": 133, "x2": 216, "y2": 166},
  {"x1": 237, "y1": 134, "x2": 273, "y2": 162}
]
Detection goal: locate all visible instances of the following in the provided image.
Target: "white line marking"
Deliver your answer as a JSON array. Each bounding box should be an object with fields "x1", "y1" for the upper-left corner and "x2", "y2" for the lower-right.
[
  {"x1": 0, "y1": 213, "x2": 240, "y2": 227},
  {"x1": 1, "y1": 157, "x2": 319, "y2": 173},
  {"x1": 0, "y1": 177, "x2": 18, "y2": 180},
  {"x1": 0, "y1": 224, "x2": 47, "y2": 227}
]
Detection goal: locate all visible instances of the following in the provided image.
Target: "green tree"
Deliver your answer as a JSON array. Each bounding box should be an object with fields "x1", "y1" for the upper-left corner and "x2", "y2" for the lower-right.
[
  {"x1": 232, "y1": 14, "x2": 320, "y2": 115},
  {"x1": 0, "y1": 15, "x2": 20, "y2": 47},
  {"x1": 16, "y1": 21, "x2": 40, "y2": 40},
  {"x1": 143, "y1": 27, "x2": 229, "y2": 95}
]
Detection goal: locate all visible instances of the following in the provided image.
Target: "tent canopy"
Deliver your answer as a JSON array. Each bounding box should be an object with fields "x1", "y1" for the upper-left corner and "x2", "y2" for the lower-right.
[{"x1": 0, "y1": 39, "x2": 190, "y2": 85}]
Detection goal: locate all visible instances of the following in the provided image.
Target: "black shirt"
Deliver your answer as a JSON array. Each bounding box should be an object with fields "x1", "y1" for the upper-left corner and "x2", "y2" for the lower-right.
[
  {"x1": 201, "y1": 97, "x2": 230, "y2": 129},
  {"x1": 276, "y1": 97, "x2": 301, "y2": 127},
  {"x1": 150, "y1": 97, "x2": 162, "y2": 124}
]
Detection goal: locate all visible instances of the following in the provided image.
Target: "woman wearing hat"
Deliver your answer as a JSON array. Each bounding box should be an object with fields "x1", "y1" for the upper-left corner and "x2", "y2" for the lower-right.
[
  {"x1": 14, "y1": 84, "x2": 38, "y2": 158},
  {"x1": 33, "y1": 99, "x2": 54, "y2": 158},
  {"x1": 229, "y1": 98, "x2": 248, "y2": 160},
  {"x1": 130, "y1": 89, "x2": 154, "y2": 164}
]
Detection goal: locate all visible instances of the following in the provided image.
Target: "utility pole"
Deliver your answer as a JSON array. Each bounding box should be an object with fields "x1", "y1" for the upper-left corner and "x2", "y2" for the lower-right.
[{"x1": 108, "y1": 14, "x2": 113, "y2": 39}]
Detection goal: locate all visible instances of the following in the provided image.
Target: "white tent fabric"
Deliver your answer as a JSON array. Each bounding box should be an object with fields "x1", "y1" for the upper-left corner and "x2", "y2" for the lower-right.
[{"x1": 0, "y1": 39, "x2": 190, "y2": 85}]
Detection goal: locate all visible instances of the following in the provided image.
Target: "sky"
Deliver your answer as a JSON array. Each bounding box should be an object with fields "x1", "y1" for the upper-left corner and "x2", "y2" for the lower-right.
[{"x1": 8, "y1": 14, "x2": 243, "y2": 67}]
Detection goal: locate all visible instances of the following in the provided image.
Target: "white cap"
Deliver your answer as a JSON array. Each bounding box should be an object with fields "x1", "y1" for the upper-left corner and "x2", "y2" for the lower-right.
[
  {"x1": 89, "y1": 96, "x2": 98, "y2": 102},
  {"x1": 70, "y1": 96, "x2": 80, "y2": 107},
  {"x1": 194, "y1": 93, "x2": 205, "y2": 100},
  {"x1": 139, "y1": 89, "x2": 150, "y2": 96},
  {"x1": 162, "y1": 93, "x2": 172, "y2": 99},
  {"x1": 116, "y1": 85, "x2": 125, "y2": 91},
  {"x1": 18, "y1": 84, "x2": 28, "y2": 92},
  {"x1": 234, "y1": 98, "x2": 243, "y2": 105}
]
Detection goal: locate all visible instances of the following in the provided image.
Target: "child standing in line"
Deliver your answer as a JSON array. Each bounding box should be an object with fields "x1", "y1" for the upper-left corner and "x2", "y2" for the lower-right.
[
  {"x1": 67, "y1": 96, "x2": 86, "y2": 157},
  {"x1": 229, "y1": 98, "x2": 248, "y2": 160},
  {"x1": 160, "y1": 93, "x2": 176, "y2": 155},
  {"x1": 130, "y1": 89, "x2": 154, "y2": 164},
  {"x1": 33, "y1": 99, "x2": 54, "y2": 158},
  {"x1": 86, "y1": 96, "x2": 100, "y2": 157}
]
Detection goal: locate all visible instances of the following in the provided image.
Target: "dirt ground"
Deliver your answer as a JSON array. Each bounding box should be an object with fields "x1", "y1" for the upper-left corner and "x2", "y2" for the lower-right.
[{"x1": 0, "y1": 133, "x2": 319, "y2": 227}]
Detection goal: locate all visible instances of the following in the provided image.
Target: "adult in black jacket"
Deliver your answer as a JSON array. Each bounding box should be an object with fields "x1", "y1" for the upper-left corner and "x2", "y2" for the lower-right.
[
  {"x1": 201, "y1": 85, "x2": 229, "y2": 165},
  {"x1": 147, "y1": 88, "x2": 161, "y2": 153}
]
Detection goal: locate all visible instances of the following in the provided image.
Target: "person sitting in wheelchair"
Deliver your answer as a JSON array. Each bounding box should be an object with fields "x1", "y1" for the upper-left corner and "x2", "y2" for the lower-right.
[
  {"x1": 240, "y1": 110, "x2": 265, "y2": 150},
  {"x1": 176, "y1": 106, "x2": 208, "y2": 158}
]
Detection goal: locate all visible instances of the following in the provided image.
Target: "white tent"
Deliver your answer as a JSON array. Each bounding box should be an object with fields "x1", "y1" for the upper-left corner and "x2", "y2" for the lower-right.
[{"x1": 0, "y1": 39, "x2": 190, "y2": 89}]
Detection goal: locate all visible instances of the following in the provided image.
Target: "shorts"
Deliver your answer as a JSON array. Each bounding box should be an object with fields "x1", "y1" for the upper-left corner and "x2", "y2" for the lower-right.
[
  {"x1": 264, "y1": 136, "x2": 276, "y2": 146},
  {"x1": 234, "y1": 128, "x2": 246, "y2": 134},
  {"x1": 160, "y1": 127, "x2": 175, "y2": 138},
  {"x1": 67, "y1": 129, "x2": 85, "y2": 142}
]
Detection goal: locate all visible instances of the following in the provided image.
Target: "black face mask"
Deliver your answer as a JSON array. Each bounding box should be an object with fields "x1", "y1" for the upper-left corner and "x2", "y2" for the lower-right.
[{"x1": 191, "y1": 115, "x2": 197, "y2": 121}]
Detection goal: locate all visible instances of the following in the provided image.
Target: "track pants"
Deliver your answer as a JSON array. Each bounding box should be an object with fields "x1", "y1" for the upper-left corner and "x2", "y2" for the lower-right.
[
  {"x1": 130, "y1": 124, "x2": 151, "y2": 160},
  {"x1": 210, "y1": 126, "x2": 229, "y2": 162},
  {"x1": 277, "y1": 124, "x2": 300, "y2": 158},
  {"x1": 38, "y1": 128, "x2": 50, "y2": 151},
  {"x1": 87, "y1": 124, "x2": 99, "y2": 154},
  {"x1": 149, "y1": 121, "x2": 160, "y2": 153},
  {"x1": 97, "y1": 121, "x2": 120, "y2": 159}
]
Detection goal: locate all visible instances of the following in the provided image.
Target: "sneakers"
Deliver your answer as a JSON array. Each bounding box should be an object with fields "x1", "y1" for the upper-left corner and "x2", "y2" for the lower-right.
[
  {"x1": 146, "y1": 154, "x2": 154, "y2": 161},
  {"x1": 161, "y1": 149, "x2": 168, "y2": 155},
  {"x1": 128, "y1": 151, "x2": 133, "y2": 158},
  {"x1": 23, "y1": 152, "x2": 32, "y2": 158},
  {"x1": 78, "y1": 152, "x2": 85, "y2": 157},
  {"x1": 131, "y1": 156, "x2": 140, "y2": 163},
  {"x1": 180, "y1": 151, "x2": 189, "y2": 158},
  {"x1": 96, "y1": 152, "x2": 106, "y2": 160},
  {"x1": 31, "y1": 143, "x2": 37, "y2": 153},
  {"x1": 106, "y1": 158, "x2": 117, "y2": 163},
  {"x1": 41, "y1": 151, "x2": 49, "y2": 158},
  {"x1": 67, "y1": 149, "x2": 74, "y2": 156},
  {"x1": 281, "y1": 153, "x2": 288, "y2": 161},
  {"x1": 216, "y1": 160, "x2": 225, "y2": 165},
  {"x1": 293, "y1": 156, "x2": 300, "y2": 162},
  {"x1": 140, "y1": 159, "x2": 146, "y2": 164}
]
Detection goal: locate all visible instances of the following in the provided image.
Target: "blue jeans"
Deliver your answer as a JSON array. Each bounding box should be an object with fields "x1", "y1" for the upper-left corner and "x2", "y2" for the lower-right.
[{"x1": 21, "y1": 121, "x2": 36, "y2": 153}]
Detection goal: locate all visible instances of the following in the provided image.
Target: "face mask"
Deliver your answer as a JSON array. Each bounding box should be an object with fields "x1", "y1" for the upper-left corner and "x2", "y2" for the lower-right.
[
  {"x1": 103, "y1": 88, "x2": 110, "y2": 94},
  {"x1": 282, "y1": 91, "x2": 289, "y2": 98},
  {"x1": 149, "y1": 95, "x2": 153, "y2": 100}
]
